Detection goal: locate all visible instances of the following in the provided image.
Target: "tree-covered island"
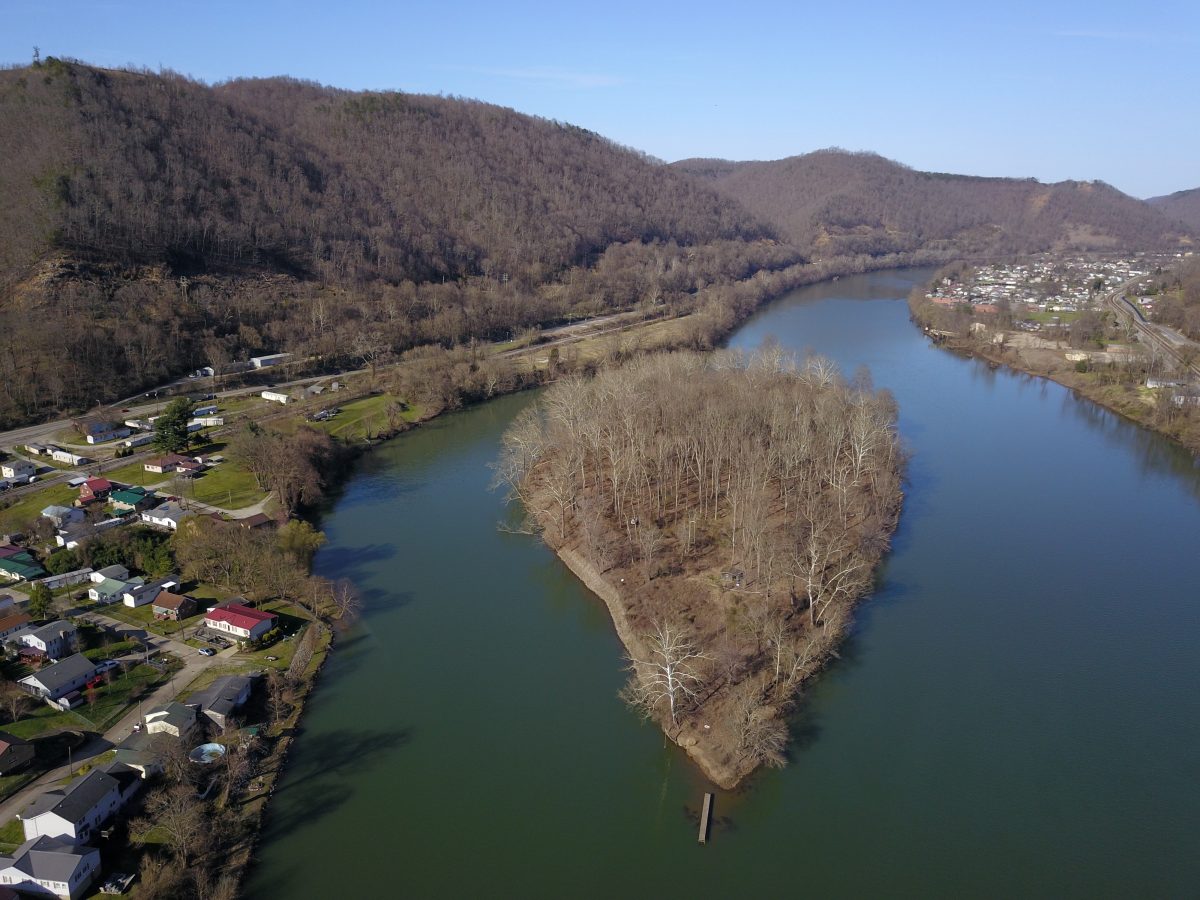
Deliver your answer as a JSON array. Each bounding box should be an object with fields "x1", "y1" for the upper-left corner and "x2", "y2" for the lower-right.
[{"x1": 499, "y1": 350, "x2": 904, "y2": 787}]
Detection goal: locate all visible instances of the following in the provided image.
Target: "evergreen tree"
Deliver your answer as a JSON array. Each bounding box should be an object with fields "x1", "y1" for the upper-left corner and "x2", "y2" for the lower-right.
[{"x1": 153, "y1": 398, "x2": 194, "y2": 454}]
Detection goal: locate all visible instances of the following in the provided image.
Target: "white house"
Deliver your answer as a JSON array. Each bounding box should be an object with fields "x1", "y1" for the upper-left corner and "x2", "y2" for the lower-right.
[
  {"x1": 0, "y1": 835, "x2": 101, "y2": 899},
  {"x1": 251, "y1": 352, "x2": 290, "y2": 368},
  {"x1": 120, "y1": 433, "x2": 154, "y2": 449},
  {"x1": 89, "y1": 564, "x2": 129, "y2": 584},
  {"x1": 15, "y1": 621, "x2": 78, "y2": 660},
  {"x1": 19, "y1": 769, "x2": 123, "y2": 845},
  {"x1": 18, "y1": 654, "x2": 94, "y2": 702},
  {"x1": 140, "y1": 501, "x2": 192, "y2": 532},
  {"x1": 190, "y1": 416, "x2": 224, "y2": 427},
  {"x1": 49, "y1": 450, "x2": 89, "y2": 467},
  {"x1": 88, "y1": 576, "x2": 141, "y2": 605},
  {"x1": 123, "y1": 577, "x2": 178, "y2": 608},
  {"x1": 143, "y1": 701, "x2": 198, "y2": 740},
  {"x1": 261, "y1": 391, "x2": 290, "y2": 405},
  {"x1": 203, "y1": 603, "x2": 277, "y2": 642},
  {"x1": 0, "y1": 460, "x2": 36, "y2": 481}
]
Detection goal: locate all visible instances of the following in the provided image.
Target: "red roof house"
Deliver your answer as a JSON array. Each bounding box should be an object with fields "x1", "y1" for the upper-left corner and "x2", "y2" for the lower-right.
[
  {"x1": 203, "y1": 603, "x2": 278, "y2": 642},
  {"x1": 79, "y1": 477, "x2": 114, "y2": 504}
]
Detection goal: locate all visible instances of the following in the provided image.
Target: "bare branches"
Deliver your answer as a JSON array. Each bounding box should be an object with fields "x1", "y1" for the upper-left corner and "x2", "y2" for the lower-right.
[{"x1": 625, "y1": 619, "x2": 712, "y2": 727}]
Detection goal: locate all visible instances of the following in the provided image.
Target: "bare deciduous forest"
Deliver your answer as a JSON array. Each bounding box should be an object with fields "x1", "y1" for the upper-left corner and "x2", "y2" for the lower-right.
[
  {"x1": 498, "y1": 351, "x2": 904, "y2": 786},
  {"x1": 674, "y1": 150, "x2": 1189, "y2": 259},
  {"x1": 0, "y1": 59, "x2": 1189, "y2": 429}
]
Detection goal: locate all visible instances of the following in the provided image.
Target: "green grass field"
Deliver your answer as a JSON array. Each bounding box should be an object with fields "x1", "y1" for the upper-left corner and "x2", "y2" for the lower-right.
[
  {"x1": 0, "y1": 482, "x2": 79, "y2": 533},
  {"x1": 309, "y1": 393, "x2": 422, "y2": 441},
  {"x1": 187, "y1": 462, "x2": 265, "y2": 509}
]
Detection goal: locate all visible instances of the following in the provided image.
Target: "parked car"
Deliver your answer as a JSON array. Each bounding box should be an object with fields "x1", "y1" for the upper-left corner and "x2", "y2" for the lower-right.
[
  {"x1": 94, "y1": 660, "x2": 121, "y2": 674},
  {"x1": 199, "y1": 647, "x2": 216, "y2": 657}
]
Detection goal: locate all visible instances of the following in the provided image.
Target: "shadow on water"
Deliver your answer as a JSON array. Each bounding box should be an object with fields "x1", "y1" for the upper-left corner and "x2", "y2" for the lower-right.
[{"x1": 313, "y1": 542, "x2": 397, "y2": 580}]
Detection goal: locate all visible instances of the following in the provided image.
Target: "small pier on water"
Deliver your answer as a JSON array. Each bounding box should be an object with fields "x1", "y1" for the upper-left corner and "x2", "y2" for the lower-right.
[{"x1": 698, "y1": 793, "x2": 714, "y2": 844}]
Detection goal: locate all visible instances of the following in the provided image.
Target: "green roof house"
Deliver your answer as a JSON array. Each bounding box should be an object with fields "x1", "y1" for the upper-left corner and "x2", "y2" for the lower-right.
[{"x1": 109, "y1": 487, "x2": 156, "y2": 513}]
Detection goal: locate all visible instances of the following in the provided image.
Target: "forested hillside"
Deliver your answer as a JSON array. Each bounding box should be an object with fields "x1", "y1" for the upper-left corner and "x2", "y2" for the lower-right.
[
  {"x1": 0, "y1": 59, "x2": 794, "y2": 426},
  {"x1": 0, "y1": 59, "x2": 1191, "y2": 428},
  {"x1": 673, "y1": 150, "x2": 1190, "y2": 258},
  {"x1": 1148, "y1": 188, "x2": 1200, "y2": 234}
]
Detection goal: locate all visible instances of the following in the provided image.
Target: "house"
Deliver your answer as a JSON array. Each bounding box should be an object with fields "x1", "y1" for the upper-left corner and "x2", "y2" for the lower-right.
[
  {"x1": 0, "y1": 612, "x2": 32, "y2": 641},
  {"x1": 40, "y1": 506, "x2": 83, "y2": 529},
  {"x1": 193, "y1": 404, "x2": 218, "y2": 417},
  {"x1": 191, "y1": 416, "x2": 224, "y2": 427},
  {"x1": 203, "y1": 603, "x2": 277, "y2": 643},
  {"x1": 23, "y1": 444, "x2": 50, "y2": 457},
  {"x1": 251, "y1": 352, "x2": 290, "y2": 368},
  {"x1": 87, "y1": 576, "x2": 141, "y2": 605},
  {"x1": 189, "y1": 674, "x2": 253, "y2": 729},
  {"x1": 152, "y1": 591, "x2": 196, "y2": 621},
  {"x1": 261, "y1": 390, "x2": 290, "y2": 405},
  {"x1": 110, "y1": 731, "x2": 161, "y2": 779},
  {"x1": 76, "y1": 421, "x2": 130, "y2": 445},
  {"x1": 0, "y1": 596, "x2": 13, "y2": 614},
  {"x1": 120, "y1": 433, "x2": 153, "y2": 449},
  {"x1": 55, "y1": 518, "x2": 123, "y2": 550},
  {"x1": 143, "y1": 454, "x2": 202, "y2": 476},
  {"x1": 76, "y1": 478, "x2": 112, "y2": 505},
  {"x1": 0, "y1": 552, "x2": 46, "y2": 582},
  {"x1": 49, "y1": 450, "x2": 89, "y2": 467},
  {"x1": 237, "y1": 513, "x2": 273, "y2": 530},
  {"x1": 109, "y1": 487, "x2": 156, "y2": 513},
  {"x1": 123, "y1": 577, "x2": 178, "y2": 608},
  {"x1": 89, "y1": 564, "x2": 129, "y2": 583},
  {"x1": 16, "y1": 622, "x2": 78, "y2": 661},
  {"x1": 143, "y1": 701, "x2": 198, "y2": 739},
  {"x1": 19, "y1": 768, "x2": 123, "y2": 845},
  {"x1": 0, "y1": 460, "x2": 36, "y2": 481},
  {"x1": 18, "y1": 655, "x2": 95, "y2": 702},
  {"x1": 38, "y1": 569, "x2": 93, "y2": 592},
  {"x1": 0, "y1": 732, "x2": 34, "y2": 776},
  {"x1": 0, "y1": 835, "x2": 101, "y2": 900},
  {"x1": 140, "y1": 500, "x2": 193, "y2": 531}
]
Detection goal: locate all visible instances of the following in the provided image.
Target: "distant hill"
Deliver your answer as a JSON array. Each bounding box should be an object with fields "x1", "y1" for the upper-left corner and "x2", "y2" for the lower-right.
[
  {"x1": 672, "y1": 150, "x2": 1191, "y2": 258},
  {"x1": 1148, "y1": 188, "x2": 1200, "y2": 233}
]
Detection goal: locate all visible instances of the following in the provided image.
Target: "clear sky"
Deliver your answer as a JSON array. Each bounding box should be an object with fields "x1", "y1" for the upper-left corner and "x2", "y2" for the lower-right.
[{"x1": 3, "y1": 0, "x2": 1197, "y2": 198}]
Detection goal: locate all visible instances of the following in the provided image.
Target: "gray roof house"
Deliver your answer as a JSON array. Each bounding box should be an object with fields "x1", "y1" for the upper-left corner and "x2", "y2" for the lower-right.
[
  {"x1": 18, "y1": 654, "x2": 95, "y2": 702},
  {"x1": 15, "y1": 620, "x2": 78, "y2": 660},
  {"x1": 140, "y1": 500, "x2": 193, "y2": 531},
  {"x1": 189, "y1": 674, "x2": 253, "y2": 729},
  {"x1": 0, "y1": 835, "x2": 101, "y2": 900},
  {"x1": 111, "y1": 732, "x2": 162, "y2": 780},
  {"x1": 89, "y1": 564, "x2": 130, "y2": 583},
  {"x1": 144, "y1": 701, "x2": 198, "y2": 740},
  {"x1": 0, "y1": 731, "x2": 34, "y2": 776},
  {"x1": 122, "y1": 576, "x2": 179, "y2": 608},
  {"x1": 40, "y1": 506, "x2": 83, "y2": 529},
  {"x1": 19, "y1": 769, "x2": 122, "y2": 845}
]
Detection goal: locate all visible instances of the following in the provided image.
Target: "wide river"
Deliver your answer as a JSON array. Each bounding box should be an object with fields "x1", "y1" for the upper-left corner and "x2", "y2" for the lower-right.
[{"x1": 246, "y1": 269, "x2": 1200, "y2": 898}]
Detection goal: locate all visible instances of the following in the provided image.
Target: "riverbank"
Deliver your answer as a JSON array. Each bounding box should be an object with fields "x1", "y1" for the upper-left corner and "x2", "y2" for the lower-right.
[{"x1": 908, "y1": 295, "x2": 1200, "y2": 456}]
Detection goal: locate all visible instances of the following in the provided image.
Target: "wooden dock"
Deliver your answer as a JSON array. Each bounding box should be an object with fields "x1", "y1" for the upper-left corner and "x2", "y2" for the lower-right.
[{"x1": 698, "y1": 792, "x2": 713, "y2": 844}]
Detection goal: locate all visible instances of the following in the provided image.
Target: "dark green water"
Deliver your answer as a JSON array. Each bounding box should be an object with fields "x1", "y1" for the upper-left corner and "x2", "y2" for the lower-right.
[{"x1": 246, "y1": 269, "x2": 1200, "y2": 898}]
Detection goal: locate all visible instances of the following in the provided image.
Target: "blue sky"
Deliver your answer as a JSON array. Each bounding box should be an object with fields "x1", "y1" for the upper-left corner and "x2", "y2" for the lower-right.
[{"x1": 3, "y1": 0, "x2": 1197, "y2": 197}]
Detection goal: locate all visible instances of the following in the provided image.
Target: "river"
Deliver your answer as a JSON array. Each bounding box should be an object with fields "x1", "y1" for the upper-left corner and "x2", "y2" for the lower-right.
[{"x1": 245, "y1": 269, "x2": 1200, "y2": 898}]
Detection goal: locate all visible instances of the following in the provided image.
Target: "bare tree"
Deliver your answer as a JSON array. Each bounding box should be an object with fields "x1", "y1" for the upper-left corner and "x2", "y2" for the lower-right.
[{"x1": 625, "y1": 619, "x2": 711, "y2": 727}]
